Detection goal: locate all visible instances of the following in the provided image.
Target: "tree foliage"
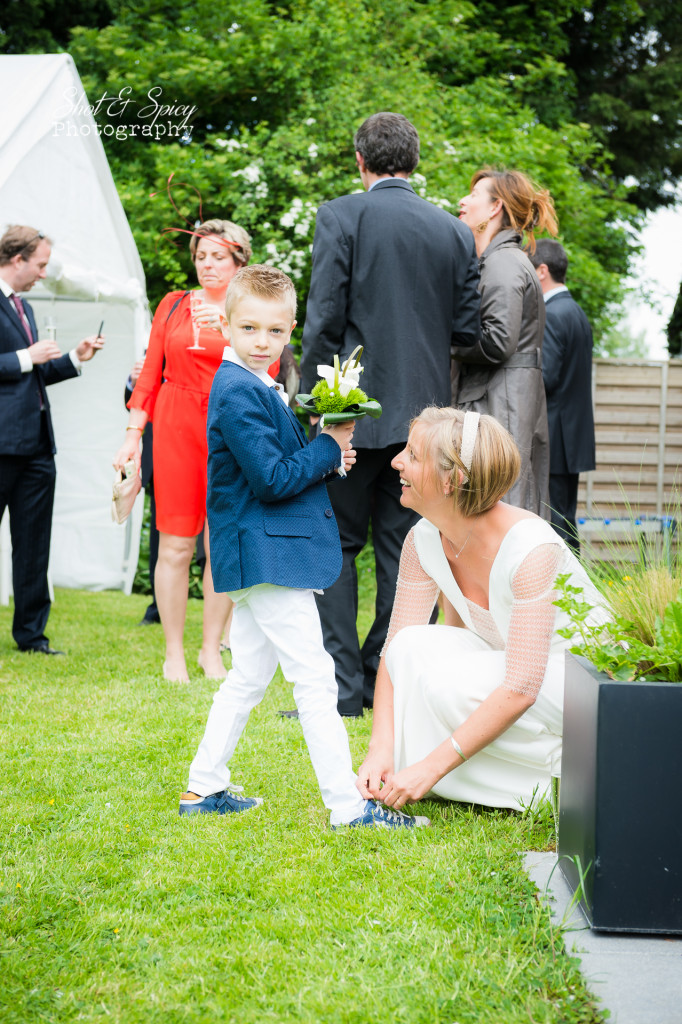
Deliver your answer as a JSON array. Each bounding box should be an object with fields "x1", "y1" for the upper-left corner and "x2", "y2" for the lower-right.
[
  {"x1": 55, "y1": 0, "x2": 639, "y2": 339},
  {"x1": 564, "y1": 0, "x2": 682, "y2": 212},
  {"x1": 4, "y1": 0, "x2": 657, "y2": 340},
  {"x1": 0, "y1": 0, "x2": 116, "y2": 53},
  {"x1": 455, "y1": 1, "x2": 682, "y2": 213}
]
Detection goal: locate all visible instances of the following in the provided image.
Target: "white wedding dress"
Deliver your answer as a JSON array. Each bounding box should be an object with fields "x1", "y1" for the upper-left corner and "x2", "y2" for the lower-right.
[{"x1": 384, "y1": 517, "x2": 607, "y2": 810}]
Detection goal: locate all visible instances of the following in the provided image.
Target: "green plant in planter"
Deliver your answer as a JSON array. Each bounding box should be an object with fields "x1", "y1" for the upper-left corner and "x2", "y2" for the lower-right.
[{"x1": 555, "y1": 570, "x2": 682, "y2": 682}]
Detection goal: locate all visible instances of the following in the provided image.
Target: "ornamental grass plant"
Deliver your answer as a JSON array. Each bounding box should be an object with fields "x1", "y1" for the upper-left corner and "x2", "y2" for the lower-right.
[
  {"x1": 0, "y1": 555, "x2": 605, "y2": 1023},
  {"x1": 557, "y1": 507, "x2": 682, "y2": 681}
]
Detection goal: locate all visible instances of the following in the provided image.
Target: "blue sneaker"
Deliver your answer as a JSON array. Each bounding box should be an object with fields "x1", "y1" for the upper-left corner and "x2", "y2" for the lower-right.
[
  {"x1": 179, "y1": 786, "x2": 263, "y2": 817},
  {"x1": 337, "y1": 800, "x2": 430, "y2": 830}
]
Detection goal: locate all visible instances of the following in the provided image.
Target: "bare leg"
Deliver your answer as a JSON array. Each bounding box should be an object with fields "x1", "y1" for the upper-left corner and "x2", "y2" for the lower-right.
[
  {"x1": 220, "y1": 601, "x2": 234, "y2": 651},
  {"x1": 198, "y1": 521, "x2": 232, "y2": 679},
  {"x1": 155, "y1": 532, "x2": 195, "y2": 681}
]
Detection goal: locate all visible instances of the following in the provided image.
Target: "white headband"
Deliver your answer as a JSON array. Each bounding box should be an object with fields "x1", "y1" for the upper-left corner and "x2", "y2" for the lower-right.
[{"x1": 460, "y1": 411, "x2": 480, "y2": 479}]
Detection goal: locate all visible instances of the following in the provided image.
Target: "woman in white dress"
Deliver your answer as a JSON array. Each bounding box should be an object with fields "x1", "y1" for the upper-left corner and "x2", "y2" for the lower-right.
[{"x1": 357, "y1": 406, "x2": 607, "y2": 812}]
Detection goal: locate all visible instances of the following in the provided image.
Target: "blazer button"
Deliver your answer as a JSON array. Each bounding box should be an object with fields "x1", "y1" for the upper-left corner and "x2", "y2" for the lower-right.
[{"x1": 324, "y1": 508, "x2": 333, "y2": 517}]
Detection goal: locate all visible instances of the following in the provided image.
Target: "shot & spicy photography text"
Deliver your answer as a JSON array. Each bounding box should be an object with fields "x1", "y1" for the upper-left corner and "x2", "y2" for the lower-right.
[{"x1": 52, "y1": 86, "x2": 197, "y2": 142}]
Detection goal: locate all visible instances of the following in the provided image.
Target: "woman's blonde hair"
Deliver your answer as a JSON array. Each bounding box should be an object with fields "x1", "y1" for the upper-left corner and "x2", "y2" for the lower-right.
[
  {"x1": 189, "y1": 218, "x2": 252, "y2": 266},
  {"x1": 472, "y1": 168, "x2": 558, "y2": 253},
  {"x1": 414, "y1": 407, "x2": 521, "y2": 516}
]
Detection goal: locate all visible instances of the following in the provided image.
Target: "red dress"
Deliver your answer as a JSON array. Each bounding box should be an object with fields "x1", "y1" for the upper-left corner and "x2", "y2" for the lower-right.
[{"x1": 129, "y1": 290, "x2": 280, "y2": 537}]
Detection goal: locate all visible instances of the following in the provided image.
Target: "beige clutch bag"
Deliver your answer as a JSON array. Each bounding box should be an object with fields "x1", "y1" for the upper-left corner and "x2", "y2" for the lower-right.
[{"x1": 111, "y1": 460, "x2": 142, "y2": 524}]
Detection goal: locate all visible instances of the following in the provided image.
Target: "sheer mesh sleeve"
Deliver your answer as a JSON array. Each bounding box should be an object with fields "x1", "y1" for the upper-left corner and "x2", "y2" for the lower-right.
[
  {"x1": 381, "y1": 528, "x2": 440, "y2": 656},
  {"x1": 503, "y1": 543, "x2": 565, "y2": 699}
]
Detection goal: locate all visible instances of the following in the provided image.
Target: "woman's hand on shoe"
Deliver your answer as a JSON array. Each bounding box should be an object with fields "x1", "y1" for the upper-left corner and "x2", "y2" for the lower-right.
[
  {"x1": 356, "y1": 750, "x2": 393, "y2": 800},
  {"x1": 378, "y1": 759, "x2": 439, "y2": 811}
]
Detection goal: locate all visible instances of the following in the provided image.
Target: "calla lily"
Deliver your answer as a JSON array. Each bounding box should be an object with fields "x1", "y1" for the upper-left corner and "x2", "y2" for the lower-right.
[
  {"x1": 316, "y1": 364, "x2": 361, "y2": 396},
  {"x1": 296, "y1": 345, "x2": 381, "y2": 424},
  {"x1": 316, "y1": 346, "x2": 365, "y2": 396}
]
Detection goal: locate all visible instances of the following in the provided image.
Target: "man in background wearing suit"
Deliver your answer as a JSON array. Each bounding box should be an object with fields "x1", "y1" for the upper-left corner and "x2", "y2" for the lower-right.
[
  {"x1": 125, "y1": 359, "x2": 161, "y2": 626},
  {"x1": 0, "y1": 224, "x2": 104, "y2": 654},
  {"x1": 529, "y1": 239, "x2": 595, "y2": 554},
  {"x1": 300, "y1": 112, "x2": 481, "y2": 717}
]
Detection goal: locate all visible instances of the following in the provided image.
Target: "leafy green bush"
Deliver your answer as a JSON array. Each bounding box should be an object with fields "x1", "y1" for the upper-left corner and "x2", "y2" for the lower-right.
[{"x1": 555, "y1": 571, "x2": 682, "y2": 682}]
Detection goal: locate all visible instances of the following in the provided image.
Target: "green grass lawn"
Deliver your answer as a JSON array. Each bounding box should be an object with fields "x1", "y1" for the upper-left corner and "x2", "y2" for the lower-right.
[{"x1": 0, "y1": 565, "x2": 604, "y2": 1023}]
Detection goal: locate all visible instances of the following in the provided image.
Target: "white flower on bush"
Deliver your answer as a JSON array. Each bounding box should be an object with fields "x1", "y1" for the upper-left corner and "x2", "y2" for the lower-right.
[
  {"x1": 280, "y1": 197, "x2": 317, "y2": 236},
  {"x1": 232, "y1": 162, "x2": 261, "y2": 184}
]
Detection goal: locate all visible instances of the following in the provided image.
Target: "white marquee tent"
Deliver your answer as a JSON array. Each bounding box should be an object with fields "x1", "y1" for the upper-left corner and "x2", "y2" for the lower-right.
[{"x1": 0, "y1": 53, "x2": 151, "y2": 604}]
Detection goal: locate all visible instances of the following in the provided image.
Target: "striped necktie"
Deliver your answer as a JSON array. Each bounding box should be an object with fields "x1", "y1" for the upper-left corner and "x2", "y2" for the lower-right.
[{"x1": 10, "y1": 293, "x2": 34, "y2": 345}]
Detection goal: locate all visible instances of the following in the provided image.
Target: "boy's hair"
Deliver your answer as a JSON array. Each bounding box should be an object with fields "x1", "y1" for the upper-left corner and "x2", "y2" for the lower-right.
[
  {"x1": 225, "y1": 264, "x2": 297, "y2": 321},
  {"x1": 414, "y1": 406, "x2": 521, "y2": 517},
  {"x1": 353, "y1": 112, "x2": 420, "y2": 176}
]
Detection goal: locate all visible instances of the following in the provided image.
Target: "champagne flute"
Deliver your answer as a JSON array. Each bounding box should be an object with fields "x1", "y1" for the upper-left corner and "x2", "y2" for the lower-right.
[{"x1": 187, "y1": 292, "x2": 205, "y2": 351}]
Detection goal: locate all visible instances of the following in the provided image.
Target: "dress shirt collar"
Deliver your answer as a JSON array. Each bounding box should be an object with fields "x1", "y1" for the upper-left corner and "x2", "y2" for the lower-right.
[
  {"x1": 543, "y1": 284, "x2": 569, "y2": 303},
  {"x1": 223, "y1": 346, "x2": 288, "y2": 404},
  {"x1": 368, "y1": 176, "x2": 412, "y2": 191},
  {"x1": 0, "y1": 274, "x2": 16, "y2": 299}
]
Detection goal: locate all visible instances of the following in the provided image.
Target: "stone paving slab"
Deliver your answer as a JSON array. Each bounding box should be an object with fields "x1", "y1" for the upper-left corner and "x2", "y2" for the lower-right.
[{"x1": 524, "y1": 852, "x2": 682, "y2": 1024}]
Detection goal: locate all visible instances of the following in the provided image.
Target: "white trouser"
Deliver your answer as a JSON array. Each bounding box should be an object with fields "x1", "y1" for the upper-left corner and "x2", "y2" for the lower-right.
[{"x1": 187, "y1": 583, "x2": 366, "y2": 825}]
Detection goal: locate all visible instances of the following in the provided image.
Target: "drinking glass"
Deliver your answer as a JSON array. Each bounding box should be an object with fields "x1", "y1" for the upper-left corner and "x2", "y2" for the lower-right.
[{"x1": 187, "y1": 292, "x2": 205, "y2": 351}]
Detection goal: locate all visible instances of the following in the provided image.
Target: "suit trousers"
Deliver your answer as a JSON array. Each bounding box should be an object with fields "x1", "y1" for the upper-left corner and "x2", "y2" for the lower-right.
[
  {"x1": 0, "y1": 417, "x2": 56, "y2": 649},
  {"x1": 549, "y1": 472, "x2": 580, "y2": 555},
  {"x1": 187, "y1": 583, "x2": 366, "y2": 826},
  {"x1": 315, "y1": 445, "x2": 419, "y2": 717}
]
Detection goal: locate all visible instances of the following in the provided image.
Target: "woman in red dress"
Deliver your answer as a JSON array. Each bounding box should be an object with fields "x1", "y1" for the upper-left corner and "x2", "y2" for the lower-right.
[{"x1": 114, "y1": 220, "x2": 279, "y2": 682}]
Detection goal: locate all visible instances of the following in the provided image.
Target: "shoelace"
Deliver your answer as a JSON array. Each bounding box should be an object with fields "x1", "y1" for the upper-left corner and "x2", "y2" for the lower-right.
[
  {"x1": 217, "y1": 787, "x2": 249, "y2": 807},
  {"x1": 375, "y1": 804, "x2": 408, "y2": 824}
]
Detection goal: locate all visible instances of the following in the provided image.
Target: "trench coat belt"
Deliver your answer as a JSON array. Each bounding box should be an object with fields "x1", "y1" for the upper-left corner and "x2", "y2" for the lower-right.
[{"x1": 503, "y1": 351, "x2": 541, "y2": 368}]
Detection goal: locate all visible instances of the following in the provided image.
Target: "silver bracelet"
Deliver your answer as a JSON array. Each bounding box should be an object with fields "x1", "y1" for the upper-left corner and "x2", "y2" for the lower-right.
[{"x1": 450, "y1": 736, "x2": 468, "y2": 761}]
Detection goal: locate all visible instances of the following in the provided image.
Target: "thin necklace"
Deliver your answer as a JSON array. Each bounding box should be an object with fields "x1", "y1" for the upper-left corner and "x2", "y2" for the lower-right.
[{"x1": 446, "y1": 531, "x2": 472, "y2": 560}]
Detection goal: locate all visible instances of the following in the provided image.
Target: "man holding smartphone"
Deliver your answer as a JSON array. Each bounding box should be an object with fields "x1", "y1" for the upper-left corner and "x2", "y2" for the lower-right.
[{"x1": 0, "y1": 224, "x2": 104, "y2": 654}]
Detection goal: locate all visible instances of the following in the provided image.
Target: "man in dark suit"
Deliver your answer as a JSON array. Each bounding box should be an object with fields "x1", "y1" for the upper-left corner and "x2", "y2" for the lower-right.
[
  {"x1": 529, "y1": 239, "x2": 595, "y2": 553},
  {"x1": 0, "y1": 224, "x2": 104, "y2": 653},
  {"x1": 300, "y1": 112, "x2": 481, "y2": 717},
  {"x1": 125, "y1": 360, "x2": 161, "y2": 626}
]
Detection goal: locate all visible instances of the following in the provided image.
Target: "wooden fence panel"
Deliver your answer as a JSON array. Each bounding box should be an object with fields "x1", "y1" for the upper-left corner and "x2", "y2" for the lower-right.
[{"x1": 577, "y1": 359, "x2": 682, "y2": 560}]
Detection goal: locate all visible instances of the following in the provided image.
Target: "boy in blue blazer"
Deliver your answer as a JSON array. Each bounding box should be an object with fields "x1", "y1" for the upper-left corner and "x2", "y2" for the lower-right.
[{"x1": 179, "y1": 266, "x2": 428, "y2": 829}]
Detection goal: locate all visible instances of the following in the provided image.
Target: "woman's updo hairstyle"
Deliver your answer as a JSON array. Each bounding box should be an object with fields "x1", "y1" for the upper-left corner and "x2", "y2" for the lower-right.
[
  {"x1": 472, "y1": 167, "x2": 558, "y2": 254},
  {"x1": 189, "y1": 218, "x2": 252, "y2": 267},
  {"x1": 414, "y1": 407, "x2": 521, "y2": 517}
]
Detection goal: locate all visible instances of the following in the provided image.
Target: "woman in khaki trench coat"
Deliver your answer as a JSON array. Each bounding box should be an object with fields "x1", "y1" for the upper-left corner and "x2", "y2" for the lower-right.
[{"x1": 452, "y1": 168, "x2": 557, "y2": 518}]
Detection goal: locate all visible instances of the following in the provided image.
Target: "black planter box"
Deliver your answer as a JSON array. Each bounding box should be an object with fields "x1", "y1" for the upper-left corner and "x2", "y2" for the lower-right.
[{"x1": 558, "y1": 654, "x2": 682, "y2": 934}]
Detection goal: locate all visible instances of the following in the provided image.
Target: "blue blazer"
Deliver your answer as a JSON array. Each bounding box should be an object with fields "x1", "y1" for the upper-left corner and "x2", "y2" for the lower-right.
[
  {"x1": 0, "y1": 290, "x2": 78, "y2": 456},
  {"x1": 207, "y1": 359, "x2": 344, "y2": 592}
]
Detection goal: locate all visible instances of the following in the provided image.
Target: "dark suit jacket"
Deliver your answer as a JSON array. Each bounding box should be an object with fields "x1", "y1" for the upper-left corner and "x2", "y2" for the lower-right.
[
  {"x1": 300, "y1": 178, "x2": 480, "y2": 447},
  {"x1": 542, "y1": 289, "x2": 596, "y2": 474},
  {"x1": 207, "y1": 359, "x2": 345, "y2": 593},
  {"x1": 0, "y1": 290, "x2": 78, "y2": 456}
]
